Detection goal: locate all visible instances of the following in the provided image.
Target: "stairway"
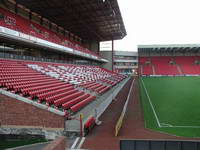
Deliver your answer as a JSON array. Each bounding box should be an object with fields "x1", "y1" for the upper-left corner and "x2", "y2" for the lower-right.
[
  {"x1": 140, "y1": 64, "x2": 143, "y2": 75},
  {"x1": 177, "y1": 64, "x2": 183, "y2": 75},
  {"x1": 152, "y1": 64, "x2": 156, "y2": 75}
]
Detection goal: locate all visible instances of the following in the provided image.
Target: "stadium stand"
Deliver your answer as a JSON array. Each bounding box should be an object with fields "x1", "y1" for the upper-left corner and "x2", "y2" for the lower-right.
[
  {"x1": 140, "y1": 56, "x2": 200, "y2": 75},
  {"x1": 0, "y1": 58, "x2": 126, "y2": 116},
  {"x1": 142, "y1": 65, "x2": 153, "y2": 75},
  {"x1": 151, "y1": 56, "x2": 179, "y2": 75},
  {"x1": 175, "y1": 56, "x2": 200, "y2": 74},
  {"x1": 0, "y1": 7, "x2": 100, "y2": 58},
  {"x1": 139, "y1": 57, "x2": 153, "y2": 75},
  {"x1": 0, "y1": 0, "x2": 127, "y2": 146}
]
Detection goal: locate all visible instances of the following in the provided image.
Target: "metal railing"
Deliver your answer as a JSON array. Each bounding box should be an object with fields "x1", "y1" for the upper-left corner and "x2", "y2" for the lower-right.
[{"x1": 0, "y1": 52, "x2": 97, "y2": 65}]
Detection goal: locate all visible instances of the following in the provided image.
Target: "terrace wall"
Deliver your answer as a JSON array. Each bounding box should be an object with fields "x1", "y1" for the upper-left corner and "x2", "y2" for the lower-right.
[{"x1": 0, "y1": 94, "x2": 65, "y2": 129}]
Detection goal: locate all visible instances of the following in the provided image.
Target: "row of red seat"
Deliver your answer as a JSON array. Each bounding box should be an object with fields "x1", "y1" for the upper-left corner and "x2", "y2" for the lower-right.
[
  {"x1": 152, "y1": 57, "x2": 179, "y2": 75},
  {"x1": 62, "y1": 93, "x2": 90, "y2": 109},
  {"x1": 38, "y1": 86, "x2": 74, "y2": 101},
  {"x1": 54, "y1": 91, "x2": 85, "y2": 107},
  {"x1": 98, "y1": 78, "x2": 115, "y2": 85},
  {"x1": 79, "y1": 81, "x2": 111, "y2": 94},
  {"x1": 71, "y1": 96, "x2": 96, "y2": 113},
  {"x1": 140, "y1": 56, "x2": 200, "y2": 75},
  {"x1": 96, "y1": 86, "x2": 111, "y2": 94}
]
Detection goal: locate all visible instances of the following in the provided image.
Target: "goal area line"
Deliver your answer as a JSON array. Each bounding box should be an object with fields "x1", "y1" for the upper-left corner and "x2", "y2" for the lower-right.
[{"x1": 160, "y1": 123, "x2": 200, "y2": 128}]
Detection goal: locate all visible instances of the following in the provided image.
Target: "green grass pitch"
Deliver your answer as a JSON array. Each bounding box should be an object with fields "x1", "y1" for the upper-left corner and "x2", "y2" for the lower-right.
[{"x1": 140, "y1": 76, "x2": 200, "y2": 137}]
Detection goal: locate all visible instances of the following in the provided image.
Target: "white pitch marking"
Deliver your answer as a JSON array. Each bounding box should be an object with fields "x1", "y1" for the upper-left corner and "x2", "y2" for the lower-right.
[
  {"x1": 77, "y1": 137, "x2": 86, "y2": 149},
  {"x1": 71, "y1": 137, "x2": 80, "y2": 149},
  {"x1": 161, "y1": 123, "x2": 173, "y2": 127},
  {"x1": 141, "y1": 78, "x2": 161, "y2": 127},
  {"x1": 161, "y1": 125, "x2": 200, "y2": 128}
]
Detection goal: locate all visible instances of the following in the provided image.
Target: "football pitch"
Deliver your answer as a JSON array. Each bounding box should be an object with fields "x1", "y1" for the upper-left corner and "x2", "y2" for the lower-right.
[{"x1": 140, "y1": 76, "x2": 200, "y2": 137}]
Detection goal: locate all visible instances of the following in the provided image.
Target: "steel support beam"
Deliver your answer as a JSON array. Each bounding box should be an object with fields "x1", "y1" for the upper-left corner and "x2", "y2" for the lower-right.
[{"x1": 112, "y1": 40, "x2": 114, "y2": 71}]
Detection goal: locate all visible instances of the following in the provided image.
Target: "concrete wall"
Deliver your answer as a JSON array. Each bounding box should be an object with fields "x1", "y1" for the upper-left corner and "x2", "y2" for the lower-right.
[
  {"x1": 114, "y1": 51, "x2": 138, "y2": 56},
  {"x1": 83, "y1": 40, "x2": 99, "y2": 54},
  {"x1": 90, "y1": 41, "x2": 99, "y2": 54},
  {"x1": 0, "y1": 94, "x2": 65, "y2": 129},
  {"x1": 100, "y1": 51, "x2": 112, "y2": 71}
]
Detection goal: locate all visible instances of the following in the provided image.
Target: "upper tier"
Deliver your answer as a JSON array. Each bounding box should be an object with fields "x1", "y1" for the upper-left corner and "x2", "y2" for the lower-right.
[{"x1": 0, "y1": 7, "x2": 106, "y2": 62}]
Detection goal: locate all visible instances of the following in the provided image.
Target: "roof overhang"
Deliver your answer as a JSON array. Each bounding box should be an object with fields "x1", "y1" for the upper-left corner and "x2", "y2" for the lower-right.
[
  {"x1": 138, "y1": 44, "x2": 200, "y2": 53},
  {"x1": 14, "y1": 0, "x2": 126, "y2": 41}
]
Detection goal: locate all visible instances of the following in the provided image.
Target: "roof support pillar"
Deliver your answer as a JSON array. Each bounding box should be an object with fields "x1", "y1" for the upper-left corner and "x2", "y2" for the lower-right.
[
  {"x1": 64, "y1": 29, "x2": 66, "y2": 37},
  {"x1": 40, "y1": 17, "x2": 43, "y2": 25},
  {"x1": 97, "y1": 41, "x2": 100, "y2": 55},
  {"x1": 15, "y1": 3, "x2": 18, "y2": 14},
  {"x1": 49, "y1": 22, "x2": 52, "y2": 30},
  {"x1": 112, "y1": 40, "x2": 114, "y2": 71},
  {"x1": 29, "y1": 11, "x2": 32, "y2": 20},
  {"x1": 57, "y1": 25, "x2": 59, "y2": 33}
]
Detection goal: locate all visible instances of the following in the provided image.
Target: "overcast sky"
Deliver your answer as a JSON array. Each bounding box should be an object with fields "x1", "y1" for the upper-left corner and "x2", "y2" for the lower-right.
[{"x1": 113, "y1": 0, "x2": 200, "y2": 51}]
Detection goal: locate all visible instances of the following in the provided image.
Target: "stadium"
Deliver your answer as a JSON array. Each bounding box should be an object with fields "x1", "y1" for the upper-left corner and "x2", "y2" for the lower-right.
[{"x1": 1, "y1": 0, "x2": 200, "y2": 150}]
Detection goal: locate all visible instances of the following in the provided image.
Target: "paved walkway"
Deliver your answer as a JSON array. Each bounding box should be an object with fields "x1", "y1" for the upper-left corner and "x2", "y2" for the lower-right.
[{"x1": 82, "y1": 78, "x2": 133, "y2": 150}]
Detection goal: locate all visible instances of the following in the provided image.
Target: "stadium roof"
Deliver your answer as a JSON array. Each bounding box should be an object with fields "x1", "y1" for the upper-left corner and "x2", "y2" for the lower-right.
[
  {"x1": 138, "y1": 44, "x2": 200, "y2": 53},
  {"x1": 15, "y1": 0, "x2": 126, "y2": 41}
]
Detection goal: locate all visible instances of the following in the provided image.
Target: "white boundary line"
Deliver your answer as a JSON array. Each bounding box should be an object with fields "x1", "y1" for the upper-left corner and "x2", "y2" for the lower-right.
[
  {"x1": 141, "y1": 78, "x2": 161, "y2": 127},
  {"x1": 77, "y1": 137, "x2": 86, "y2": 149},
  {"x1": 70, "y1": 137, "x2": 86, "y2": 149},
  {"x1": 161, "y1": 125, "x2": 200, "y2": 128},
  {"x1": 71, "y1": 137, "x2": 80, "y2": 149},
  {"x1": 141, "y1": 77, "x2": 200, "y2": 129},
  {"x1": 161, "y1": 123, "x2": 173, "y2": 127}
]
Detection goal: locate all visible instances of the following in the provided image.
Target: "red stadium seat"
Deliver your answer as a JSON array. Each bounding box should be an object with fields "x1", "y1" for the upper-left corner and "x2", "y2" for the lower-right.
[
  {"x1": 54, "y1": 91, "x2": 85, "y2": 107},
  {"x1": 70, "y1": 95, "x2": 96, "y2": 113},
  {"x1": 62, "y1": 93, "x2": 90, "y2": 109}
]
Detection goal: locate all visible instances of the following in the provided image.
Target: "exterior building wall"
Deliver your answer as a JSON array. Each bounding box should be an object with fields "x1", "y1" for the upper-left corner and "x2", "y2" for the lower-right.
[
  {"x1": 0, "y1": 94, "x2": 65, "y2": 129},
  {"x1": 100, "y1": 50, "x2": 138, "y2": 74},
  {"x1": 90, "y1": 41, "x2": 99, "y2": 54}
]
